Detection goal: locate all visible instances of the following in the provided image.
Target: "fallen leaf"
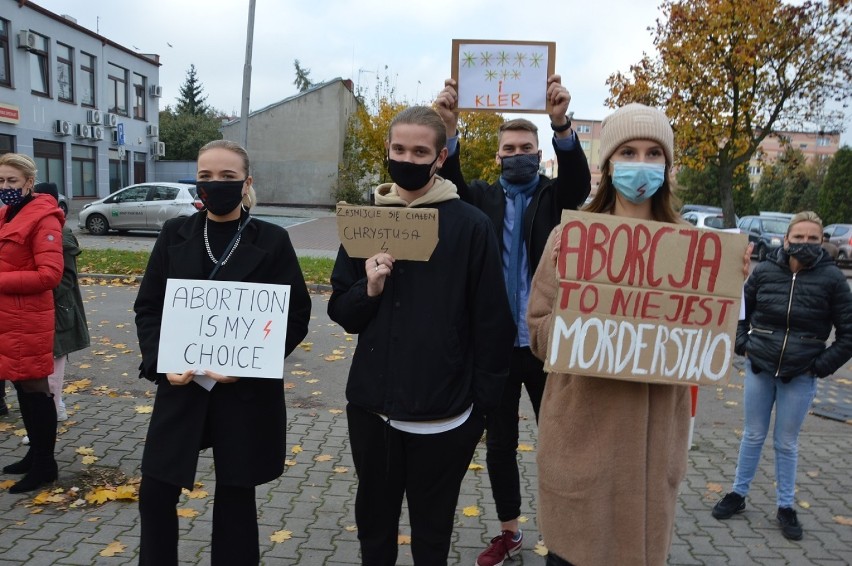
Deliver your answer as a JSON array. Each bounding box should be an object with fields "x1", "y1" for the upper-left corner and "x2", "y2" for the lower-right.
[
  {"x1": 291, "y1": 370, "x2": 311, "y2": 376},
  {"x1": 798, "y1": 500, "x2": 811, "y2": 509},
  {"x1": 284, "y1": 382, "x2": 296, "y2": 389},
  {"x1": 398, "y1": 534, "x2": 411, "y2": 545},
  {"x1": 311, "y1": 391, "x2": 322, "y2": 396},
  {"x1": 517, "y1": 444, "x2": 534, "y2": 452},
  {"x1": 315, "y1": 454, "x2": 332, "y2": 462},
  {"x1": 345, "y1": 525, "x2": 357, "y2": 532},
  {"x1": 86, "y1": 488, "x2": 117, "y2": 505},
  {"x1": 187, "y1": 489, "x2": 209, "y2": 499},
  {"x1": 14, "y1": 428, "x2": 27, "y2": 437},
  {"x1": 176, "y1": 508, "x2": 199, "y2": 518},
  {"x1": 806, "y1": 470, "x2": 819, "y2": 478},
  {"x1": 468, "y1": 463, "x2": 484, "y2": 471},
  {"x1": 0, "y1": 422, "x2": 14, "y2": 432},
  {"x1": 291, "y1": 445, "x2": 303, "y2": 454},
  {"x1": 724, "y1": 401, "x2": 739, "y2": 407},
  {"x1": 333, "y1": 466, "x2": 349, "y2": 473},
  {"x1": 706, "y1": 482, "x2": 724, "y2": 493},
  {"x1": 329, "y1": 409, "x2": 343, "y2": 415},
  {"x1": 0, "y1": 479, "x2": 16, "y2": 489},
  {"x1": 82, "y1": 456, "x2": 99, "y2": 465},
  {"x1": 323, "y1": 354, "x2": 345, "y2": 361},
  {"x1": 78, "y1": 364, "x2": 91, "y2": 369},
  {"x1": 332, "y1": 349, "x2": 345, "y2": 355},
  {"x1": 284, "y1": 459, "x2": 297, "y2": 466},
  {"x1": 75, "y1": 446, "x2": 95, "y2": 456},
  {"x1": 99, "y1": 541, "x2": 126, "y2": 557},
  {"x1": 115, "y1": 485, "x2": 138, "y2": 501},
  {"x1": 834, "y1": 515, "x2": 852, "y2": 526},
  {"x1": 298, "y1": 342, "x2": 313, "y2": 352},
  {"x1": 462, "y1": 506, "x2": 480, "y2": 517},
  {"x1": 32, "y1": 491, "x2": 53, "y2": 504},
  {"x1": 518, "y1": 516, "x2": 528, "y2": 523},
  {"x1": 306, "y1": 378, "x2": 319, "y2": 384},
  {"x1": 30, "y1": 508, "x2": 43, "y2": 514},
  {"x1": 534, "y1": 541, "x2": 548, "y2": 556},
  {"x1": 134, "y1": 405, "x2": 154, "y2": 414},
  {"x1": 270, "y1": 530, "x2": 292, "y2": 543}
]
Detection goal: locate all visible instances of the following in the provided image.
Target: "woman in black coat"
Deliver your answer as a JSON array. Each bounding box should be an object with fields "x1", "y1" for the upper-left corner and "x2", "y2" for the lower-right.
[{"x1": 133, "y1": 140, "x2": 311, "y2": 565}]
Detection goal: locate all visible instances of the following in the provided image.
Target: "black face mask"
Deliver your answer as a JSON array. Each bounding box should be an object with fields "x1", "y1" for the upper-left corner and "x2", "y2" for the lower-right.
[
  {"x1": 387, "y1": 155, "x2": 439, "y2": 191},
  {"x1": 500, "y1": 153, "x2": 541, "y2": 184},
  {"x1": 786, "y1": 242, "x2": 822, "y2": 267},
  {"x1": 196, "y1": 180, "x2": 246, "y2": 216}
]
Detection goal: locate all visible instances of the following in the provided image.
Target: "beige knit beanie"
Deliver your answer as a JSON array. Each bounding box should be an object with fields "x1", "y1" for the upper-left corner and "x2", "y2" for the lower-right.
[{"x1": 598, "y1": 103, "x2": 674, "y2": 168}]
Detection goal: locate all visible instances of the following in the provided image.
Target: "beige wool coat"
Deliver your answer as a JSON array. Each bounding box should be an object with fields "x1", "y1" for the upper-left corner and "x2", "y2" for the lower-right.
[{"x1": 527, "y1": 229, "x2": 691, "y2": 566}]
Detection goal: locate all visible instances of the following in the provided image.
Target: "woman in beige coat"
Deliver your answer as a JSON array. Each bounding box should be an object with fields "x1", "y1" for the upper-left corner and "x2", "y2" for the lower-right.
[{"x1": 526, "y1": 104, "x2": 690, "y2": 566}]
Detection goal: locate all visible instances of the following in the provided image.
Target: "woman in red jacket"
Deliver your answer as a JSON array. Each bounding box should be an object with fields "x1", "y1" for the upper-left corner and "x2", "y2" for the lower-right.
[{"x1": 0, "y1": 153, "x2": 64, "y2": 494}]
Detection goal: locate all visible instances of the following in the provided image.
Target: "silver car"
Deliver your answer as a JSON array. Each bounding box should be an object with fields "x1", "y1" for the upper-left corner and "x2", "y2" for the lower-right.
[{"x1": 78, "y1": 182, "x2": 200, "y2": 235}]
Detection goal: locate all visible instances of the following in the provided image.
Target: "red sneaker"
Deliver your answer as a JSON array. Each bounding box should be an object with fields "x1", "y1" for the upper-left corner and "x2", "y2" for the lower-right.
[{"x1": 476, "y1": 530, "x2": 523, "y2": 566}]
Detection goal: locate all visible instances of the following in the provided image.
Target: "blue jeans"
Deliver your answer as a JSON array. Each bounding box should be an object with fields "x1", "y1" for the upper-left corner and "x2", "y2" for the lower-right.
[{"x1": 732, "y1": 359, "x2": 817, "y2": 508}]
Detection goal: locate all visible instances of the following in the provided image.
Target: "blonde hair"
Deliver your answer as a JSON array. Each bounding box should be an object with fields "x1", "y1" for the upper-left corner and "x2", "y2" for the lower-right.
[
  {"x1": 0, "y1": 153, "x2": 37, "y2": 193},
  {"x1": 787, "y1": 211, "x2": 823, "y2": 235},
  {"x1": 197, "y1": 139, "x2": 256, "y2": 210}
]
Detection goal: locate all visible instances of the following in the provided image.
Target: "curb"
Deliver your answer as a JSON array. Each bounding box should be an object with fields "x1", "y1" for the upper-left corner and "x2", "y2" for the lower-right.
[{"x1": 78, "y1": 273, "x2": 332, "y2": 294}]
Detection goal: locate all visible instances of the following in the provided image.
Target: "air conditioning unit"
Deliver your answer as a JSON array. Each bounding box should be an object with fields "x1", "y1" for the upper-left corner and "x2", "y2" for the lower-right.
[
  {"x1": 104, "y1": 113, "x2": 118, "y2": 128},
  {"x1": 86, "y1": 110, "x2": 102, "y2": 125},
  {"x1": 151, "y1": 141, "x2": 166, "y2": 158},
  {"x1": 17, "y1": 30, "x2": 36, "y2": 50},
  {"x1": 111, "y1": 130, "x2": 119, "y2": 145},
  {"x1": 149, "y1": 84, "x2": 163, "y2": 98},
  {"x1": 75, "y1": 124, "x2": 91, "y2": 138},
  {"x1": 92, "y1": 126, "x2": 104, "y2": 141},
  {"x1": 53, "y1": 119, "x2": 72, "y2": 136},
  {"x1": 146, "y1": 124, "x2": 159, "y2": 137}
]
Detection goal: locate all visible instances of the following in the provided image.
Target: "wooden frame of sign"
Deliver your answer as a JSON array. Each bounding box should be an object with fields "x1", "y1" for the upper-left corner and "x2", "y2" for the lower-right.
[{"x1": 451, "y1": 39, "x2": 556, "y2": 114}]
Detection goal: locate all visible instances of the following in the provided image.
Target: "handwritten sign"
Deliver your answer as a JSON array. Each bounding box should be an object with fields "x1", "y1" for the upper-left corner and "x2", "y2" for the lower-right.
[
  {"x1": 157, "y1": 279, "x2": 291, "y2": 379},
  {"x1": 544, "y1": 211, "x2": 747, "y2": 386},
  {"x1": 452, "y1": 39, "x2": 556, "y2": 113},
  {"x1": 336, "y1": 204, "x2": 439, "y2": 261}
]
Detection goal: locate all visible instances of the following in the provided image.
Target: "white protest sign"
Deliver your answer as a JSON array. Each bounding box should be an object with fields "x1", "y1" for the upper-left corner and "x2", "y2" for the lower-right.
[
  {"x1": 157, "y1": 279, "x2": 291, "y2": 379},
  {"x1": 452, "y1": 39, "x2": 556, "y2": 113}
]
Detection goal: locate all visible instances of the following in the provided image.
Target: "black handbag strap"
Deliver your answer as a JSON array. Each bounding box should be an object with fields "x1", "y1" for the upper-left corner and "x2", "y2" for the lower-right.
[{"x1": 208, "y1": 214, "x2": 251, "y2": 280}]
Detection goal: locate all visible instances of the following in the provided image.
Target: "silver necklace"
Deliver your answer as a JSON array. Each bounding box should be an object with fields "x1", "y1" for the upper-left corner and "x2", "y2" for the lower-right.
[{"x1": 204, "y1": 216, "x2": 241, "y2": 265}]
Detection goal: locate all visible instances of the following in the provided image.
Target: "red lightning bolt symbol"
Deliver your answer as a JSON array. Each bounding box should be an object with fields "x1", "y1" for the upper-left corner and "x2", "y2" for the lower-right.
[{"x1": 263, "y1": 320, "x2": 272, "y2": 339}]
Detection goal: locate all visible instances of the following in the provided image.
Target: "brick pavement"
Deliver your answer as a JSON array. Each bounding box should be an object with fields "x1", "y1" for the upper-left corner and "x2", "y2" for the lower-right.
[{"x1": 1, "y1": 375, "x2": 851, "y2": 565}]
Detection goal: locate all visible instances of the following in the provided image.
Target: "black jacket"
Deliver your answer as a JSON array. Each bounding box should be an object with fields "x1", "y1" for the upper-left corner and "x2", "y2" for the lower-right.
[
  {"x1": 736, "y1": 247, "x2": 852, "y2": 381},
  {"x1": 134, "y1": 212, "x2": 312, "y2": 488},
  {"x1": 440, "y1": 137, "x2": 591, "y2": 277},
  {"x1": 328, "y1": 198, "x2": 515, "y2": 420}
]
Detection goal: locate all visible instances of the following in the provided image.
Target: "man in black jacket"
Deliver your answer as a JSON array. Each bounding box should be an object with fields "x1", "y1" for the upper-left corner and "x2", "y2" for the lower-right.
[{"x1": 435, "y1": 75, "x2": 591, "y2": 566}]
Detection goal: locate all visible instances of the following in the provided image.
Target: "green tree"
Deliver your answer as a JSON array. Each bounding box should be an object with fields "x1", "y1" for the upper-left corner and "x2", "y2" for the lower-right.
[
  {"x1": 293, "y1": 60, "x2": 314, "y2": 92},
  {"x1": 175, "y1": 64, "x2": 209, "y2": 116},
  {"x1": 676, "y1": 162, "x2": 755, "y2": 215},
  {"x1": 158, "y1": 106, "x2": 223, "y2": 160},
  {"x1": 752, "y1": 147, "x2": 827, "y2": 214},
  {"x1": 818, "y1": 146, "x2": 852, "y2": 224},
  {"x1": 606, "y1": 0, "x2": 852, "y2": 228}
]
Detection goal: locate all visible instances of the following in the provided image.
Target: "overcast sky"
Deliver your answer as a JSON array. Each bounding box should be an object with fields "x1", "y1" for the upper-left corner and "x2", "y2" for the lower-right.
[{"x1": 33, "y1": 0, "x2": 849, "y2": 158}]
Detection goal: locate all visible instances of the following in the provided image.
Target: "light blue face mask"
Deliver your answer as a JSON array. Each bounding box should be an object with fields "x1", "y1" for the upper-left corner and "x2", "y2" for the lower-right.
[{"x1": 611, "y1": 162, "x2": 666, "y2": 204}]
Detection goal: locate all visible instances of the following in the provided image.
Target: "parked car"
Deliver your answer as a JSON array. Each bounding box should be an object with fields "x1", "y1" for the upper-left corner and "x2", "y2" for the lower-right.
[
  {"x1": 78, "y1": 182, "x2": 200, "y2": 235},
  {"x1": 57, "y1": 193, "x2": 68, "y2": 216},
  {"x1": 737, "y1": 215, "x2": 790, "y2": 261},
  {"x1": 823, "y1": 223, "x2": 852, "y2": 266},
  {"x1": 681, "y1": 204, "x2": 722, "y2": 215},
  {"x1": 682, "y1": 210, "x2": 738, "y2": 230}
]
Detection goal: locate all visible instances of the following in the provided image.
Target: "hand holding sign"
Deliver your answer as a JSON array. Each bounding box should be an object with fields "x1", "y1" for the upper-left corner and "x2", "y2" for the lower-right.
[{"x1": 367, "y1": 253, "x2": 395, "y2": 297}]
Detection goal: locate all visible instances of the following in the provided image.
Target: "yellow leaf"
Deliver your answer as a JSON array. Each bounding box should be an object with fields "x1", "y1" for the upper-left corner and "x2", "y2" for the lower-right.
[
  {"x1": 333, "y1": 466, "x2": 349, "y2": 473},
  {"x1": 113, "y1": 343, "x2": 127, "y2": 348},
  {"x1": 517, "y1": 444, "x2": 534, "y2": 452},
  {"x1": 75, "y1": 446, "x2": 95, "y2": 456},
  {"x1": 798, "y1": 500, "x2": 811, "y2": 509},
  {"x1": 311, "y1": 391, "x2": 322, "y2": 396},
  {"x1": 0, "y1": 479, "x2": 16, "y2": 489},
  {"x1": 462, "y1": 506, "x2": 480, "y2": 517},
  {"x1": 706, "y1": 482, "x2": 724, "y2": 493},
  {"x1": 346, "y1": 336, "x2": 354, "y2": 341},
  {"x1": 324, "y1": 354, "x2": 345, "y2": 361},
  {"x1": 345, "y1": 525, "x2": 357, "y2": 532},
  {"x1": 398, "y1": 534, "x2": 411, "y2": 545},
  {"x1": 291, "y1": 370, "x2": 311, "y2": 376},
  {"x1": 30, "y1": 508, "x2": 43, "y2": 514},
  {"x1": 115, "y1": 485, "x2": 138, "y2": 501},
  {"x1": 534, "y1": 541, "x2": 548, "y2": 556},
  {"x1": 134, "y1": 405, "x2": 154, "y2": 414},
  {"x1": 468, "y1": 463, "x2": 484, "y2": 471},
  {"x1": 284, "y1": 382, "x2": 296, "y2": 389},
  {"x1": 32, "y1": 491, "x2": 53, "y2": 504},
  {"x1": 291, "y1": 445, "x2": 303, "y2": 454},
  {"x1": 0, "y1": 422, "x2": 14, "y2": 432},
  {"x1": 78, "y1": 364, "x2": 91, "y2": 369},
  {"x1": 298, "y1": 342, "x2": 313, "y2": 352},
  {"x1": 284, "y1": 459, "x2": 297, "y2": 467},
  {"x1": 99, "y1": 541, "x2": 126, "y2": 557},
  {"x1": 329, "y1": 409, "x2": 343, "y2": 415},
  {"x1": 176, "y1": 508, "x2": 199, "y2": 518},
  {"x1": 724, "y1": 401, "x2": 739, "y2": 407},
  {"x1": 332, "y1": 349, "x2": 345, "y2": 355},
  {"x1": 14, "y1": 428, "x2": 27, "y2": 437},
  {"x1": 270, "y1": 529, "x2": 292, "y2": 543},
  {"x1": 315, "y1": 454, "x2": 332, "y2": 462},
  {"x1": 306, "y1": 378, "x2": 319, "y2": 384},
  {"x1": 834, "y1": 515, "x2": 852, "y2": 526},
  {"x1": 187, "y1": 489, "x2": 209, "y2": 499},
  {"x1": 806, "y1": 470, "x2": 819, "y2": 478},
  {"x1": 82, "y1": 455, "x2": 99, "y2": 465},
  {"x1": 86, "y1": 488, "x2": 117, "y2": 505},
  {"x1": 518, "y1": 515, "x2": 528, "y2": 523}
]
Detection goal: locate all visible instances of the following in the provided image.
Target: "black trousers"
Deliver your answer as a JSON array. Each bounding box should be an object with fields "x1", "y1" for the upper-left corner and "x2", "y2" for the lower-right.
[
  {"x1": 347, "y1": 403, "x2": 485, "y2": 566},
  {"x1": 546, "y1": 551, "x2": 577, "y2": 566},
  {"x1": 138, "y1": 474, "x2": 258, "y2": 565},
  {"x1": 485, "y1": 347, "x2": 546, "y2": 522}
]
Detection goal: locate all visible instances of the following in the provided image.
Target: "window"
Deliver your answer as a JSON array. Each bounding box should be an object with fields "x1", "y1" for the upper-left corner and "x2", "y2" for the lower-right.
[
  {"x1": 72, "y1": 145, "x2": 96, "y2": 197},
  {"x1": 28, "y1": 32, "x2": 50, "y2": 96},
  {"x1": 575, "y1": 124, "x2": 591, "y2": 134},
  {"x1": 109, "y1": 148, "x2": 128, "y2": 192},
  {"x1": 0, "y1": 19, "x2": 10, "y2": 88},
  {"x1": 580, "y1": 140, "x2": 591, "y2": 150},
  {"x1": 133, "y1": 73, "x2": 146, "y2": 120},
  {"x1": 134, "y1": 151, "x2": 147, "y2": 183},
  {"x1": 799, "y1": 144, "x2": 808, "y2": 149},
  {"x1": 108, "y1": 62, "x2": 128, "y2": 115},
  {"x1": 56, "y1": 43, "x2": 74, "y2": 102},
  {"x1": 0, "y1": 133, "x2": 14, "y2": 154},
  {"x1": 817, "y1": 137, "x2": 831, "y2": 147},
  {"x1": 80, "y1": 52, "x2": 95, "y2": 107},
  {"x1": 33, "y1": 140, "x2": 65, "y2": 190},
  {"x1": 748, "y1": 166, "x2": 761, "y2": 176}
]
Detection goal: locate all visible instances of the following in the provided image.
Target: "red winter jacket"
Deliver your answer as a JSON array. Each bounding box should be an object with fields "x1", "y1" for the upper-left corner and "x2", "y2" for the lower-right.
[{"x1": 0, "y1": 194, "x2": 64, "y2": 380}]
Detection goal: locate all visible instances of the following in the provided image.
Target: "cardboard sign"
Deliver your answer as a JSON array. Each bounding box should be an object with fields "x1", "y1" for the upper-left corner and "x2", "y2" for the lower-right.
[
  {"x1": 157, "y1": 279, "x2": 291, "y2": 379},
  {"x1": 336, "y1": 205, "x2": 439, "y2": 261},
  {"x1": 451, "y1": 39, "x2": 556, "y2": 113},
  {"x1": 544, "y1": 211, "x2": 748, "y2": 386}
]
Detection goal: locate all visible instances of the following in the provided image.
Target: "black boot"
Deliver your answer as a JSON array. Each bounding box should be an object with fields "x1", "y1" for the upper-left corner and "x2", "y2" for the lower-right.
[
  {"x1": 0, "y1": 379, "x2": 7, "y2": 416},
  {"x1": 3, "y1": 392, "x2": 34, "y2": 474},
  {"x1": 9, "y1": 393, "x2": 58, "y2": 494}
]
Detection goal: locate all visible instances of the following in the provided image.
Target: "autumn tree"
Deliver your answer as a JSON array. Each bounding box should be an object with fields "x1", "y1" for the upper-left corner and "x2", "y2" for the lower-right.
[
  {"x1": 175, "y1": 64, "x2": 209, "y2": 116},
  {"x1": 676, "y1": 163, "x2": 755, "y2": 215},
  {"x1": 455, "y1": 112, "x2": 504, "y2": 183},
  {"x1": 818, "y1": 146, "x2": 852, "y2": 224},
  {"x1": 293, "y1": 60, "x2": 314, "y2": 92},
  {"x1": 606, "y1": 0, "x2": 852, "y2": 227}
]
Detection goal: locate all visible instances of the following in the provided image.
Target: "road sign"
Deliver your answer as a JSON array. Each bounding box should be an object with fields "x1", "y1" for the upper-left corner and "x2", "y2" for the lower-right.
[
  {"x1": 118, "y1": 146, "x2": 126, "y2": 159},
  {"x1": 117, "y1": 123, "x2": 125, "y2": 146}
]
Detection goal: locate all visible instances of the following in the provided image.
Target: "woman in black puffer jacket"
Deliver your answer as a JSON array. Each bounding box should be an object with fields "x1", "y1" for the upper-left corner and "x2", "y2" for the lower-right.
[{"x1": 713, "y1": 211, "x2": 852, "y2": 541}]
